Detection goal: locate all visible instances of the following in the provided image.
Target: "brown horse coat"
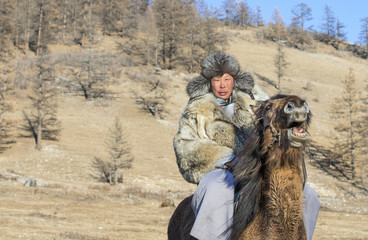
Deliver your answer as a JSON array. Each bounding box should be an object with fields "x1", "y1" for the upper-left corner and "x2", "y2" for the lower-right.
[{"x1": 232, "y1": 94, "x2": 310, "y2": 240}]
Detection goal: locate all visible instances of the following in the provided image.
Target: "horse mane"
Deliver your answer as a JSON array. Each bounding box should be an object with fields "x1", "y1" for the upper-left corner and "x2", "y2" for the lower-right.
[{"x1": 229, "y1": 105, "x2": 266, "y2": 240}]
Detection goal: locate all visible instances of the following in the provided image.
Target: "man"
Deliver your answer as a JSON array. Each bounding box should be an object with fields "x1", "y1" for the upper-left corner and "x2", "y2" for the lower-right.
[{"x1": 173, "y1": 52, "x2": 319, "y2": 240}]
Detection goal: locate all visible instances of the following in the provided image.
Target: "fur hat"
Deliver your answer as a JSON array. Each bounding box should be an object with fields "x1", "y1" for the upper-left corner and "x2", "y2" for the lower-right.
[{"x1": 187, "y1": 52, "x2": 254, "y2": 98}]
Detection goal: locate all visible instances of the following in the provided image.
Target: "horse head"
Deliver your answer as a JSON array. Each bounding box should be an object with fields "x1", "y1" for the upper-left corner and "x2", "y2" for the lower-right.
[{"x1": 253, "y1": 94, "x2": 312, "y2": 150}]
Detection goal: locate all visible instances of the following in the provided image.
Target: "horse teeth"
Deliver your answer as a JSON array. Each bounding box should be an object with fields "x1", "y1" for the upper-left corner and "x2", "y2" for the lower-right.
[{"x1": 293, "y1": 132, "x2": 305, "y2": 137}]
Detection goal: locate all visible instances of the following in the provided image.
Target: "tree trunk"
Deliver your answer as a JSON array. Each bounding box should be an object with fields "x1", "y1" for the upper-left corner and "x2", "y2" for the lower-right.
[
  {"x1": 14, "y1": 0, "x2": 20, "y2": 48},
  {"x1": 349, "y1": 100, "x2": 355, "y2": 180},
  {"x1": 146, "y1": 17, "x2": 150, "y2": 66},
  {"x1": 155, "y1": 30, "x2": 159, "y2": 67},
  {"x1": 63, "y1": 3, "x2": 67, "y2": 43},
  {"x1": 36, "y1": 0, "x2": 44, "y2": 56},
  {"x1": 87, "y1": 47, "x2": 92, "y2": 98},
  {"x1": 114, "y1": 159, "x2": 118, "y2": 184},
  {"x1": 36, "y1": 106, "x2": 42, "y2": 150},
  {"x1": 25, "y1": 0, "x2": 31, "y2": 53}
]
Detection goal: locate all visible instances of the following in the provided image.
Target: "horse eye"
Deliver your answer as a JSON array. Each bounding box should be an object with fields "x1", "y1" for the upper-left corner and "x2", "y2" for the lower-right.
[
  {"x1": 284, "y1": 102, "x2": 294, "y2": 113},
  {"x1": 303, "y1": 102, "x2": 310, "y2": 113},
  {"x1": 265, "y1": 104, "x2": 272, "y2": 111}
]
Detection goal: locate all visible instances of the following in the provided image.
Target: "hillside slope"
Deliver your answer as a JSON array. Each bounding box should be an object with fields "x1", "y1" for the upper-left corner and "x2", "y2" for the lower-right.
[{"x1": 0, "y1": 28, "x2": 367, "y2": 239}]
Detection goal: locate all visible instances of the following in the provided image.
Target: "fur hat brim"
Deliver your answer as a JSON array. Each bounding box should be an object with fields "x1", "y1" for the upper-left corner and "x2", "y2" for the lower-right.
[{"x1": 187, "y1": 75, "x2": 210, "y2": 98}]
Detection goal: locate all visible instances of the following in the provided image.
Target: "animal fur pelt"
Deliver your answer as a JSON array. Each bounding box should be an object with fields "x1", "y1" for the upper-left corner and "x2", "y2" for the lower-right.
[{"x1": 173, "y1": 91, "x2": 255, "y2": 184}]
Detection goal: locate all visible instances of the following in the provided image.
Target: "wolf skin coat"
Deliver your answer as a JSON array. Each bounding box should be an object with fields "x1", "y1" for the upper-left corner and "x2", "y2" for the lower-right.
[{"x1": 173, "y1": 52, "x2": 261, "y2": 184}]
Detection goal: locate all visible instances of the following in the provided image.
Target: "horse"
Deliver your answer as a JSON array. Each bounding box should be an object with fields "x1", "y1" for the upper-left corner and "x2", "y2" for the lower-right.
[{"x1": 168, "y1": 94, "x2": 311, "y2": 240}]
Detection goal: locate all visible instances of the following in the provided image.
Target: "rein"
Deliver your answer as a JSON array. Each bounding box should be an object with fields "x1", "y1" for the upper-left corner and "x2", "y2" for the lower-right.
[{"x1": 302, "y1": 154, "x2": 307, "y2": 189}]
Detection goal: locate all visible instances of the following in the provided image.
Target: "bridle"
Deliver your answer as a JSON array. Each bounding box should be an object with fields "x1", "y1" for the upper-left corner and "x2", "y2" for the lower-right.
[{"x1": 267, "y1": 121, "x2": 281, "y2": 149}]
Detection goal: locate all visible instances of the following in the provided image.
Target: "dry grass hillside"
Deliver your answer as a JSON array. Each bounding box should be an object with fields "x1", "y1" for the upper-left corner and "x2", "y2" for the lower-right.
[{"x1": 0, "y1": 28, "x2": 367, "y2": 239}]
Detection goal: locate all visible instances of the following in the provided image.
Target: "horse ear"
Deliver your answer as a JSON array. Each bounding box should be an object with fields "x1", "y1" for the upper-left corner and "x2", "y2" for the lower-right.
[{"x1": 250, "y1": 105, "x2": 260, "y2": 113}]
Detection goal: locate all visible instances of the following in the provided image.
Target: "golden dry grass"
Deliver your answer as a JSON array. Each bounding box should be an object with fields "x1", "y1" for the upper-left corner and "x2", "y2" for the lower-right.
[{"x1": 0, "y1": 28, "x2": 367, "y2": 239}]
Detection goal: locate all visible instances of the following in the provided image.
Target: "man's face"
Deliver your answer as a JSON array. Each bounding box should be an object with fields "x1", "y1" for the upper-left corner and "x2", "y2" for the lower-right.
[{"x1": 210, "y1": 73, "x2": 234, "y2": 101}]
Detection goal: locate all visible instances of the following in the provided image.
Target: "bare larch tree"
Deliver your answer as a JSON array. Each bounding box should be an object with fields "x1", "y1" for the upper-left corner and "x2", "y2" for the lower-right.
[
  {"x1": 359, "y1": 17, "x2": 368, "y2": 48},
  {"x1": 267, "y1": 7, "x2": 287, "y2": 41},
  {"x1": 274, "y1": 42, "x2": 288, "y2": 92},
  {"x1": 290, "y1": 3, "x2": 313, "y2": 45},
  {"x1": 320, "y1": 4, "x2": 336, "y2": 43},
  {"x1": 335, "y1": 18, "x2": 347, "y2": 49},
  {"x1": 92, "y1": 117, "x2": 134, "y2": 184},
  {"x1": 330, "y1": 68, "x2": 365, "y2": 182},
  {"x1": 22, "y1": 55, "x2": 61, "y2": 150}
]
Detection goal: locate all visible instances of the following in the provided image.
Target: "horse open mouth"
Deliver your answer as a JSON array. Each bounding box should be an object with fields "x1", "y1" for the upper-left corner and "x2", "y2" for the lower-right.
[{"x1": 287, "y1": 122, "x2": 308, "y2": 147}]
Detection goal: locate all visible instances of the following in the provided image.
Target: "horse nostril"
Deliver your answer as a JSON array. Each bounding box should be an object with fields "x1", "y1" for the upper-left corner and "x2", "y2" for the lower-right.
[{"x1": 294, "y1": 109, "x2": 307, "y2": 121}]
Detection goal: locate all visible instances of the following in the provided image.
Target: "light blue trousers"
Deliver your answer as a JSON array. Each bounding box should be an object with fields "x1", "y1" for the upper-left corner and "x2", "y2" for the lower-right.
[{"x1": 190, "y1": 169, "x2": 320, "y2": 240}]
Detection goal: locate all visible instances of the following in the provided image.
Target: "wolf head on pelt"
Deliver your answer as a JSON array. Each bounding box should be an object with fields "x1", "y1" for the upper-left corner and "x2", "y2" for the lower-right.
[{"x1": 186, "y1": 52, "x2": 255, "y2": 98}]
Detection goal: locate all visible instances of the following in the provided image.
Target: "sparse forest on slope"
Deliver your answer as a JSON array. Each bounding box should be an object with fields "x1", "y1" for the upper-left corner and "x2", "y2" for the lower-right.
[{"x1": 0, "y1": 0, "x2": 367, "y2": 239}]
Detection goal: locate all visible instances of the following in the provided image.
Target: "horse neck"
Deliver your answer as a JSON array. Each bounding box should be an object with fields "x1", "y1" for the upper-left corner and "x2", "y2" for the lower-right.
[
  {"x1": 260, "y1": 145, "x2": 305, "y2": 236},
  {"x1": 262, "y1": 144, "x2": 305, "y2": 188}
]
